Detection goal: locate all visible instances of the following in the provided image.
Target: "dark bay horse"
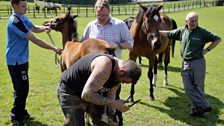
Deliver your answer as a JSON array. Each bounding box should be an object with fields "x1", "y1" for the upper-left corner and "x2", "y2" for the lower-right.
[
  {"x1": 43, "y1": 9, "x2": 116, "y2": 126},
  {"x1": 125, "y1": 3, "x2": 177, "y2": 101},
  {"x1": 42, "y1": 5, "x2": 61, "y2": 13},
  {"x1": 43, "y1": 10, "x2": 115, "y2": 72}
]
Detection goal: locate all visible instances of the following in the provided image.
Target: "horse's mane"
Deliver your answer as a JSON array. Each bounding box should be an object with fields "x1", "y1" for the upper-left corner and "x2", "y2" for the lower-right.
[
  {"x1": 71, "y1": 18, "x2": 78, "y2": 42},
  {"x1": 136, "y1": 9, "x2": 144, "y2": 23}
]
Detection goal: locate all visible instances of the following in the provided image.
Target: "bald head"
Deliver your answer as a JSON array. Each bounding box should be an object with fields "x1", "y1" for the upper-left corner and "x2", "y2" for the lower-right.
[
  {"x1": 185, "y1": 12, "x2": 198, "y2": 21},
  {"x1": 185, "y1": 12, "x2": 199, "y2": 31}
]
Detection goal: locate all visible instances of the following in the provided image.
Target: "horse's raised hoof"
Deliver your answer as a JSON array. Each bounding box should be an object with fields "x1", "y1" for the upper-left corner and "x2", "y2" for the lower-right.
[{"x1": 149, "y1": 95, "x2": 155, "y2": 101}]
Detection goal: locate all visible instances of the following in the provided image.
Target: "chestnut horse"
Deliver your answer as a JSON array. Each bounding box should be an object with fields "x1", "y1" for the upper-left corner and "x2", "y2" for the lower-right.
[
  {"x1": 125, "y1": 3, "x2": 177, "y2": 101},
  {"x1": 43, "y1": 9, "x2": 116, "y2": 126},
  {"x1": 43, "y1": 10, "x2": 115, "y2": 72}
]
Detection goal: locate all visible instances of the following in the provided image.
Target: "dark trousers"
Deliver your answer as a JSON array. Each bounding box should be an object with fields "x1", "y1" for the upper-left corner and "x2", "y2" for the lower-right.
[
  {"x1": 8, "y1": 62, "x2": 29, "y2": 120},
  {"x1": 57, "y1": 88, "x2": 86, "y2": 126}
]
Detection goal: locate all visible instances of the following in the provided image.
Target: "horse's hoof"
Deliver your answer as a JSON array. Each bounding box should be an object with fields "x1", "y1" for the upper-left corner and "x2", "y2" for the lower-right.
[{"x1": 149, "y1": 96, "x2": 155, "y2": 101}]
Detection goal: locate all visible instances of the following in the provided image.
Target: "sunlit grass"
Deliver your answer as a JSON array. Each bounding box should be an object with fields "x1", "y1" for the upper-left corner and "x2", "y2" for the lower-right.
[{"x1": 0, "y1": 6, "x2": 224, "y2": 126}]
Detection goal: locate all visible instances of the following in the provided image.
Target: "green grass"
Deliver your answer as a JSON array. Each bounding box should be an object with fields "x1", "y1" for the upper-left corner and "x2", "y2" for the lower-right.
[{"x1": 0, "y1": 6, "x2": 224, "y2": 126}]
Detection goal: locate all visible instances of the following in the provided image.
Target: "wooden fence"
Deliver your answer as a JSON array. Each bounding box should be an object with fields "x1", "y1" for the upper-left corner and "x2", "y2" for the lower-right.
[{"x1": 0, "y1": 0, "x2": 222, "y2": 19}]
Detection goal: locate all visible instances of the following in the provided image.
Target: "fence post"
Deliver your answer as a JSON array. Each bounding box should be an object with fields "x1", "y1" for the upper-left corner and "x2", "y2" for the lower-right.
[
  {"x1": 10, "y1": 5, "x2": 12, "y2": 15},
  {"x1": 33, "y1": 6, "x2": 36, "y2": 18},
  {"x1": 168, "y1": 3, "x2": 170, "y2": 12},
  {"x1": 173, "y1": 3, "x2": 175, "y2": 12},
  {"x1": 118, "y1": 5, "x2": 120, "y2": 15},
  {"x1": 7, "y1": 5, "x2": 10, "y2": 15},
  {"x1": 55, "y1": 8, "x2": 57, "y2": 16},
  {"x1": 178, "y1": 3, "x2": 180, "y2": 11},
  {"x1": 44, "y1": 7, "x2": 47, "y2": 18},
  {"x1": 28, "y1": 6, "x2": 30, "y2": 14},
  {"x1": 188, "y1": 2, "x2": 190, "y2": 10},
  {"x1": 86, "y1": 5, "x2": 88, "y2": 17},
  {"x1": 125, "y1": 4, "x2": 127, "y2": 15},
  {"x1": 77, "y1": 6, "x2": 79, "y2": 16},
  {"x1": 132, "y1": 4, "x2": 134, "y2": 15}
]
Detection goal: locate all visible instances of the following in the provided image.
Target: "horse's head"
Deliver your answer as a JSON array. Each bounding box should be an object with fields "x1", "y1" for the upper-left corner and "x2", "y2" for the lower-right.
[
  {"x1": 43, "y1": 8, "x2": 78, "y2": 42},
  {"x1": 138, "y1": 3, "x2": 164, "y2": 51}
]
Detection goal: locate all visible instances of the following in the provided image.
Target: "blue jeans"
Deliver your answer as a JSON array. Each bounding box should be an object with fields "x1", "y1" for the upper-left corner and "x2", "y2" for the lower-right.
[{"x1": 8, "y1": 62, "x2": 29, "y2": 121}]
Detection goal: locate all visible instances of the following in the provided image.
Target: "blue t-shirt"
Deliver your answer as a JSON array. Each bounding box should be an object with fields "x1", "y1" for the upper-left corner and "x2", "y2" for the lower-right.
[{"x1": 6, "y1": 12, "x2": 34, "y2": 65}]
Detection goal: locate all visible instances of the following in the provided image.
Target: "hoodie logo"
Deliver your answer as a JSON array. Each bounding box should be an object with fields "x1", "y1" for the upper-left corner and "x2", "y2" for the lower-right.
[{"x1": 13, "y1": 16, "x2": 19, "y2": 24}]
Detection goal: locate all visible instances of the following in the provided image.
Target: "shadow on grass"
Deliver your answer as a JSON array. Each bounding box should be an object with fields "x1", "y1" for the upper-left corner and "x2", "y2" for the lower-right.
[
  {"x1": 139, "y1": 85, "x2": 224, "y2": 126},
  {"x1": 26, "y1": 120, "x2": 49, "y2": 126},
  {"x1": 140, "y1": 64, "x2": 182, "y2": 73},
  {"x1": 5, "y1": 120, "x2": 49, "y2": 126}
]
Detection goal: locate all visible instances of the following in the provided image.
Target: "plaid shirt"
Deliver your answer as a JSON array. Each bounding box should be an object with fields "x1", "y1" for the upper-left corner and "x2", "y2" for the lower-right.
[{"x1": 81, "y1": 15, "x2": 133, "y2": 58}]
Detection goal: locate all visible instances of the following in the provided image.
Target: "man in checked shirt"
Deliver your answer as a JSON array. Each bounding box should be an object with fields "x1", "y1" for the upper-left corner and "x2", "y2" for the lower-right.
[{"x1": 81, "y1": 0, "x2": 133, "y2": 125}]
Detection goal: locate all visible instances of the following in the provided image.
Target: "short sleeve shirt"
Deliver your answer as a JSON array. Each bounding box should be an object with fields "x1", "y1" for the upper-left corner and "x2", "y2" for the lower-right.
[
  {"x1": 81, "y1": 15, "x2": 133, "y2": 58},
  {"x1": 167, "y1": 26, "x2": 221, "y2": 60},
  {"x1": 6, "y1": 12, "x2": 34, "y2": 65}
]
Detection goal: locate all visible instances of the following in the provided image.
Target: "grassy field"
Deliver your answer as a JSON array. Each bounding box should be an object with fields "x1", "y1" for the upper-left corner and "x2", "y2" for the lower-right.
[{"x1": 0, "y1": 6, "x2": 224, "y2": 126}]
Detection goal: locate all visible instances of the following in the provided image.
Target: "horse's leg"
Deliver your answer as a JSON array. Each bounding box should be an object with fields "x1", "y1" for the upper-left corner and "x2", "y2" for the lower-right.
[
  {"x1": 152, "y1": 56, "x2": 158, "y2": 86},
  {"x1": 163, "y1": 44, "x2": 170, "y2": 86},
  {"x1": 158, "y1": 52, "x2": 163, "y2": 66},
  {"x1": 128, "y1": 52, "x2": 138, "y2": 102},
  {"x1": 148, "y1": 55, "x2": 155, "y2": 101}
]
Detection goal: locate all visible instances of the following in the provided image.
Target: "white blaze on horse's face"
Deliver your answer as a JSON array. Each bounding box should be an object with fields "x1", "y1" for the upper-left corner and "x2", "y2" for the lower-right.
[{"x1": 154, "y1": 15, "x2": 159, "y2": 22}]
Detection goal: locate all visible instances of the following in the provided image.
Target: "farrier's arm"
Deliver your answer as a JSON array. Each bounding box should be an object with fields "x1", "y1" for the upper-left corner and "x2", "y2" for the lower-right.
[
  {"x1": 81, "y1": 56, "x2": 129, "y2": 112},
  {"x1": 107, "y1": 84, "x2": 121, "y2": 114}
]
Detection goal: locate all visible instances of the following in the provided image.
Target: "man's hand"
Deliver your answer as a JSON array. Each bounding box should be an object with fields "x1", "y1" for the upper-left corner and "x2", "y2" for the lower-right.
[
  {"x1": 54, "y1": 47, "x2": 63, "y2": 55},
  {"x1": 111, "y1": 99, "x2": 130, "y2": 112},
  {"x1": 45, "y1": 26, "x2": 51, "y2": 34}
]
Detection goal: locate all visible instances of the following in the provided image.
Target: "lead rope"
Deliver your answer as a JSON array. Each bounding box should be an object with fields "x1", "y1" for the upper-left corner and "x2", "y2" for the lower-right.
[{"x1": 47, "y1": 33, "x2": 60, "y2": 66}]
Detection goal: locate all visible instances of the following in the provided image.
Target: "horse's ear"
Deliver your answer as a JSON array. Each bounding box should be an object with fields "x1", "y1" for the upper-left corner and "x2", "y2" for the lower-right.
[
  {"x1": 72, "y1": 15, "x2": 78, "y2": 19},
  {"x1": 138, "y1": 3, "x2": 147, "y2": 12},
  {"x1": 158, "y1": 2, "x2": 165, "y2": 11},
  {"x1": 67, "y1": 5, "x2": 72, "y2": 14}
]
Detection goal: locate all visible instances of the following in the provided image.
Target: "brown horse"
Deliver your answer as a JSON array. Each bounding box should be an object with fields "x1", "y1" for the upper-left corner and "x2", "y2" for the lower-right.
[
  {"x1": 43, "y1": 9, "x2": 115, "y2": 72},
  {"x1": 126, "y1": 3, "x2": 176, "y2": 101},
  {"x1": 43, "y1": 8, "x2": 116, "y2": 126},
  {"x1": 42, "y1": 5, "x2": 61, "y2": 13}
]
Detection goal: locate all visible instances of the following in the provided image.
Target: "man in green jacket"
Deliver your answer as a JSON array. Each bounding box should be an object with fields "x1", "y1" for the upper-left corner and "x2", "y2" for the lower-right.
[{"x1": 160, "y1": 12, "x2": 221, "y2": 116}]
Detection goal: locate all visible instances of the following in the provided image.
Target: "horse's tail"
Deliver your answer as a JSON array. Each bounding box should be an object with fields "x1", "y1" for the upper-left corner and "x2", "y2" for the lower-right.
[{"x1": 171, "y1": 18, "x2": 177, "y2": 58}]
